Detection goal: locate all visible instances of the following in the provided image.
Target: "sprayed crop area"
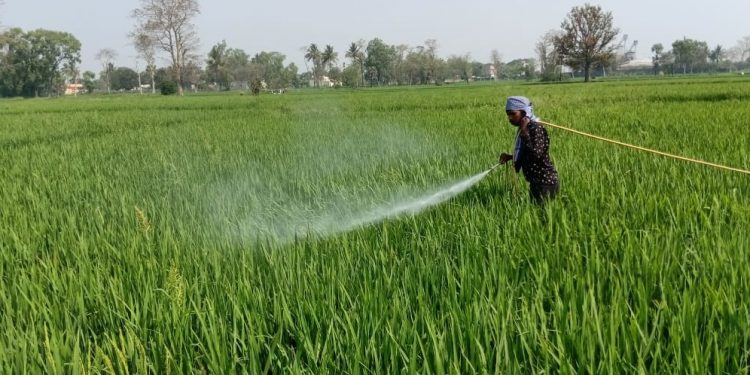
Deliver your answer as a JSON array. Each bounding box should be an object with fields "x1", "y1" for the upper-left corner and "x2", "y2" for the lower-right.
[{"x1": 1, "y1": 77, "x2": 749, "y2": 373}]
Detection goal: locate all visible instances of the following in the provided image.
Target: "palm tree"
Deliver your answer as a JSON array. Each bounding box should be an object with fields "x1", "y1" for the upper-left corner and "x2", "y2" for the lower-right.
[
  {"x1": 322, "y1": 45, "x2": 338, "y2": 72},
  {"x1": 304, "y1": 43, "x2": 321, "y2": 87},
  {"x1": 346, "y1": 42, "x2": 365, "y2": 87}
]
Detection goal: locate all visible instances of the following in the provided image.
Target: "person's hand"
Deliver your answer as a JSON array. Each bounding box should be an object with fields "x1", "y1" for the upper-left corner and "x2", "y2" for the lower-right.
[{"x1": 499, "y1": 153, "x2": 513, "y2": 165}]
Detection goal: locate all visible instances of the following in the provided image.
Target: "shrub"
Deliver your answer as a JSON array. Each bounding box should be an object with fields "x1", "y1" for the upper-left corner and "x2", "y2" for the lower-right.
[{"x1": 160, "y1": 81, "x2": 178, "y2": 95}]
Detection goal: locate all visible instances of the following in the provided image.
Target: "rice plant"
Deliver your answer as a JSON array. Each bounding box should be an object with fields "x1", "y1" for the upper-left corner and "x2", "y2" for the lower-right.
[{"x1": 1, "y1": 76, "x2": 749, "y2": 373}]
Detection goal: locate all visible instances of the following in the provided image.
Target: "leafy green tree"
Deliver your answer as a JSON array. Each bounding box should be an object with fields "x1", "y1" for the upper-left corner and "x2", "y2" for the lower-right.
[
  {"x1": 110, "y1": 67, "x2": 139, "y2": 91},
  {"x1": 554, "y1": 4, "x2": 619, "y2": 82},
  {"x1": 365, "y1": 38, "x2": 396, "y2": 85},
  {"x1": 82, "y1": 71, "x2": 96, "y2": 93},
  {"x1": 0, "y1": 28, "x2": 31, "y2": 97},
  {"x1": 341, "y1": 64, "x2": 361, "y2": 88},
  {"x1": 0, "y1": 28, "x2": 81, "y2": 97},
  {"x1": 392, "y1": 44, "x2": 410, "y2": 85},
  {"x1": 445, "y1": 54, "x2": 472, "y2": 83},
  {"x1": 226, "y1": 48, "x2": 251, "y2": 89},
  {"x1": 251, "y1": 51, "x2": 292, "y2": 90},
  {"x1": 153, "y1": 67, "x2": 171, "y2": 89},
  {"x1": 26, "y1": 29, "x2": 81, "y2": 96},
  {"x1": 206, "y1": 40, "x2": 230, "y2": 90},
  {"x1": 404, "y1": 46, "x2": 430, "y2": 85},
  {"x1": 672, "y1": 38, "x2": 709, "y2": 74},
  {"x1": 160, "y1": 80, "x2": 177, "y2": 95},
  {"x1": 651, "y1": 43, "x2": 664, "y2": 74},
  {"x1": 503, "y1": 59, "x2": 531, "y2": 79},
  {"x1": 284, "y1": 63, "x2": 299, "y2": 88},
  {"x1": 709, "y1": 45, "x2": 725, "y2": 70}
]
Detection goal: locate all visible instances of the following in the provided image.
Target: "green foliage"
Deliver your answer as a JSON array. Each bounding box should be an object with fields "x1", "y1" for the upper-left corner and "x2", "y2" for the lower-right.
[
  {"x1": 0, "y1": 27, "x2": 81, "y2": 97},
  {"x1": 206, "y1": 40, "x2": 230, "y2": 90},
  {"x1": 110, "y1": 66, "x2": 139, "y2": 91},
  {"x1": 249, "y1": 78, "x2": 262, "y2": 95},
  {"x1": 251, "y1": 51, "x2": 297, "y2": 90},
  {"x1": 1, "y1": 77, "x2": 749, "y2": 373},
  {"x1": 82, "y1": 71, "x2": 96, "y2": 93},
  {"x1": 159, "y1": 80, "x2": 178, "y2": 95},
  {"x1": 365, "y1": 38, "x2": 396, "y2": 85},
  {"x1": 672, "y1": 38, "x2": 710, "y2": 74}
]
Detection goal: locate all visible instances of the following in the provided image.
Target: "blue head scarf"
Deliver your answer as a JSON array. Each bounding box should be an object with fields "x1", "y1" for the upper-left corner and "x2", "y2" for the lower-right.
[
  {"x1": 504, "y1": 96, "x2": 539, "y2": 122},
  {"x1": 504, "y1": 96, "x2": 539, "y2": 164}
]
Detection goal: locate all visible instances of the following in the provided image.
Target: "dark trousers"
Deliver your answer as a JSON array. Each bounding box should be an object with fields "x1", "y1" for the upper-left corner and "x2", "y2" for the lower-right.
[{"x1": 529, "y1": 182, "x2": 559, "y2": 205}]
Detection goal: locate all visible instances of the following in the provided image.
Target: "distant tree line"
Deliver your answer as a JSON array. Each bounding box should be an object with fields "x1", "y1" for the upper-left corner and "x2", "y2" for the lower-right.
[
  {"x1": 4, "y1": 2, "x2": 750, "y2": 98},
  {"x1": 650, "y1": 37, "x2": 750, "y2": 75},
  {"x1": 536, "y1": 4, "x2": 750, "y2": 81}
]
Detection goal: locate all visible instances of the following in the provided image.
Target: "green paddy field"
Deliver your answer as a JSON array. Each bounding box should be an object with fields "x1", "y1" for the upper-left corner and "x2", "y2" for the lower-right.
[{"x1": 1, "y1": 76, "x2": 749, "y2": 373}]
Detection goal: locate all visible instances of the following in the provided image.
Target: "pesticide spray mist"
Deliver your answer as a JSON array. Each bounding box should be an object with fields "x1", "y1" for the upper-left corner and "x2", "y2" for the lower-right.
[
  {"x1": 205, "y1": 98, "x2": 495, "y2": 246},
  {"x1": 284, "y1": 167, "x2": 496, "y2": 240}
]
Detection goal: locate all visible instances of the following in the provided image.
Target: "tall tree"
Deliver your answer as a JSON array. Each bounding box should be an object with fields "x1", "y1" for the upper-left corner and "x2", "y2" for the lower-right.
[
  {"x1": 672, "y1": 38, "x2": 709, "y2": 74},
  {"x1": 226, "y1": 48, "x2": 250, "y2": 88},
  {"x1": 96, "y1": 48, "x2": 117, "y2": 93},
  {"x1": 490, "y1": 49, "x2": 503, "y2": 80},
  {"x1": 392, "y1": 44, "x2": 410, "y2": 85},
  {"x1": 132, "y1": 0, "x2": 200, "y2": 96},
  {"x1": 345, "y1": 41, "x2": 366, "y2": 87},
  {"x1": 651, "y1": 43, "x2": 664, "y2": 74},
  {"x1": 132, "y1": 32, "x2": 157, "y2": 93},
  {"x1": 321, "y1": 44, "x2": 338, "y2": 75},
  {"x1": 27, "y1": 29, "x2": 81, "y2": 96},
  {"x1": 62, "y1": 59, "x2": 80, "y2": 95},
  {"x1": 554, "y1": 3, "x2": 619, "y2": 82},
  {"x1": 536, "y1": 30, "x2": 561, "y2": 81},
  {"x1": 736, "y1": 36, "x2": 750, "y2": 62},
  {"x1": 304, "y1": 43, "x2": 322, "y2": 87},
  {"x1": 365, "y1": 38, "x2": 396, "y2": 86},
  {"x1": 424, "y1": 39, "x2": 442, "y2": 84},
  {"x1": 206, "y1": 40, "x2": 229, "y2": 90},
  {"x1": 709, "y1": 45, "x2": 724, "y2": 65},
  {"x1": 82, "y1": 71, "x2": 96, "y2": 93},
  {"x1": 445, "y1": 54, "x2": 472, "y2": 83},
  {"x1": 251, "y1": 51, "x2": 292, "y2": 89},
  {"x1": 0, "y1": 28, "x2": 81, "y2": 97}
]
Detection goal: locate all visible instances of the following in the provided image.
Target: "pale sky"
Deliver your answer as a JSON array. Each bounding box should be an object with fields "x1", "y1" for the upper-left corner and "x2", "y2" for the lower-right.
[{"x1": 3, "y1": 0, "x2": 748, "y2": 74}]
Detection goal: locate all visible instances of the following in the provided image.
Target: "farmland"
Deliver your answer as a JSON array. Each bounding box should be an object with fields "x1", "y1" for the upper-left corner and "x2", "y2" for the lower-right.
[{"x1": 1, "y1": 76, "x2": 749, "y2": 373}]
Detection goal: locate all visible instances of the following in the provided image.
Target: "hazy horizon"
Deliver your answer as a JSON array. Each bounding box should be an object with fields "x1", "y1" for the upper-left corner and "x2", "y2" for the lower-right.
[{"x1": 3, "y1": 0, "x2": 748, "y2": 75}]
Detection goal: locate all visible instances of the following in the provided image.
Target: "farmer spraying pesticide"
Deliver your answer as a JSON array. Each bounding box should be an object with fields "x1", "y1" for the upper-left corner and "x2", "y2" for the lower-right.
[{"x1": 499, "y1": 96, "x2": 560, "y2": 204}]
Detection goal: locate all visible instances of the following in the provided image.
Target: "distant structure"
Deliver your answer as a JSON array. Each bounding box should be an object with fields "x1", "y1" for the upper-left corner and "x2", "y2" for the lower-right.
[
  {"x1": 483, "y1": 64, "x2": 497, "y2": 80},
  {"x1": 616, "y1": 34, "x2": 639, "y2": 63},
  {"x1": 615, "y1": 34, "x2": 652, "y2": 72},
  {"x1": 309, "y1": 75, "x2": 340, "y2": 88},
  {"x1": 64, "y1": 83, "x2": 84, "y2": 95}
]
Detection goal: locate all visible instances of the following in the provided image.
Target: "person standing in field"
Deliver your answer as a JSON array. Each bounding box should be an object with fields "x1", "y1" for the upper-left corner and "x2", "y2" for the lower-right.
[{"x1": 498, "y1": 96, "x2": 560, "y2": 204}]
